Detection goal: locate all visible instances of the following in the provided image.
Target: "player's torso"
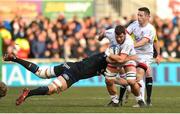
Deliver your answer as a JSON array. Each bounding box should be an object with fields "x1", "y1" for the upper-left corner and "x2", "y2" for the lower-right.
[
  {"x1": 69, "y1": 53, "x2": 107, "y2": 79},
  {"x1": 105, "y1": 29, "x2": 136, "y2": 56},
  {"x1": 119, "y1": 34, "x2": 136, "y2": 56},
  {"x1": 128, "y1": 21, "x2": 155, "y2": 56}
]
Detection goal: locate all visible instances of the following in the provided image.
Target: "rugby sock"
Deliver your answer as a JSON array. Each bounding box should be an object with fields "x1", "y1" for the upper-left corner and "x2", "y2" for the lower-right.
[
  {"x1": 139, "y1": 79, "x2": 145, "y2": 102},
  {"x1": 14, "y1": 58, "x2": 39, "y2": 73},
  {"x1": 126, "y1": 85, "x2": 131, "y2": 92},
  {"x1": 27, "y1": 86, "x2": 49, "y2": 98},
  {"x1": 119, "y1": 86, "x2": 126, "y2": 101},
  {"x1": 146, "y1": 77, "x2": 153, "y2": 102},
  {"x1": 135, "y1": 95, "x2": 142, "y2": 102}
]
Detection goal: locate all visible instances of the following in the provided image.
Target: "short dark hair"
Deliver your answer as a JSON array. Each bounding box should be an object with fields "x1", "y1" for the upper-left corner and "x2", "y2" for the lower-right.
[
  {"x1": 115, "y1": 25, "x2": 126, "y2": 35},
  {"x1": 138, "y1": 7, "x2": 150, "y2": 15}
]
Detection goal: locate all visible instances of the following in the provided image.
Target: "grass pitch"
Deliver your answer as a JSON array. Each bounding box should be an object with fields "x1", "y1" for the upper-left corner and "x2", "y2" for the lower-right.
[{"x1": 0, "y1": 86, "x2": 180, "y2": 113}]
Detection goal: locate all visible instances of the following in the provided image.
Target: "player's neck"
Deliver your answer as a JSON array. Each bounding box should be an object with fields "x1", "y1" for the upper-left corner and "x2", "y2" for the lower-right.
[{"x1": 139, "y1": 21, "x2": 149, "y2": 27}]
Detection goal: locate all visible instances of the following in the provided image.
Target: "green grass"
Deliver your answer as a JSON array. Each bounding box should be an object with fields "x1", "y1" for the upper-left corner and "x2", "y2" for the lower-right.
[{"x1": 0, "y1": 86, "x2": 180, "y2": 113}]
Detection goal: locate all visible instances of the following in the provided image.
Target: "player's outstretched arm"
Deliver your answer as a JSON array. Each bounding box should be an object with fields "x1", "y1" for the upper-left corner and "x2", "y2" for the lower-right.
[{"x1": 97, "y1": 32, "x2": 105, "y2": 41}]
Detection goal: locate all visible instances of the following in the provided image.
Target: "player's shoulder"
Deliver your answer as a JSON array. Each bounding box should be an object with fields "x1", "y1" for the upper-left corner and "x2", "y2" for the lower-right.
[
  {"x1": 129, "y1": 20, "x2": 139, "y2": 26},
  {"x1": 105, "y1": 28, "x2": 115, "y2": 34},
  {"x1": 125, "y1": 34, "x2": 134, "y2": 45},
  {"x1": 145, "y1": 23, "x2": 156, "y2": 32},
  {"x1": 105, "y1": 28, "x2": 115, "y2": 38}
]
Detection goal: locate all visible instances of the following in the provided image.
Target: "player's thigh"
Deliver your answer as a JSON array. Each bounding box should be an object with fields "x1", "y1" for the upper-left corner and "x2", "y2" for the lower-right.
[
  {"x1": 136, "y1": 54, "x2": 152, "y2": 79},
  {"x1": 124, "y1": 60, "x2": 137, "y2": 84},
  {"x1": 146, "y1": 66, "x2": 152, "y2": 77},
  {"x1": 105, "y1": 77, "x2": 116, "y2": 86},
  {"x1": 137, "y1": 62, "x2": 151, "y2": 81},
  {"x1": 107, "y1": 64, "x2": 119, "y2": 73},
  {"x1": 48, "y1": 76, "x2": 68, "y2": 93},
  {"x1": 136, "y1": 67, "x2": 146, "y2": 81}
]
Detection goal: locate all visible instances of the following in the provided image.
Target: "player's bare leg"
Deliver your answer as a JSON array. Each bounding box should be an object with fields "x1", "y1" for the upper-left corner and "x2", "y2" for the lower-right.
[
  {"x1": 3, "y1": 53, "x2": 57, "y2": 79},
  {"x1": 132, "y1": 67, "x2": 146, "y2": 107},
  {"x1": 117, "y1": 68, "x2": 127, "y2": 106},
  {"x1": 104, "y1": 66, "x2": 119, "y2": 107},
  {"x1": 16, "y1": 76, "x2": 68, "y2": 106},
  {"x1": 114, "y1": 77, "x2": 128, "y2": 106},
  {"x1": 125, "y1": 65, "x2": 145, "y2": 108}
]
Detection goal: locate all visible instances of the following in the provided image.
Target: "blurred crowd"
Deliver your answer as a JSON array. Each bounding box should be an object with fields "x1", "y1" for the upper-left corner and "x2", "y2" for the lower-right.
[{"x1": 0, "y1": 14, "x2": 180, "y2": 61}]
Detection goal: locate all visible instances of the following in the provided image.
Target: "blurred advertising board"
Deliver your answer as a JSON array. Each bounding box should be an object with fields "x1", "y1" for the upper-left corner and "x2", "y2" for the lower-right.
[
  {"x1": 0, "y1": 0, "x2": 41, "y2": 21},
  {"x1": 42, "y1": 0, "x2": 94, "y2": 19},
  {"x1": 0, "y1": 0, "x2": 94, "y2": 21},
  {"x1": 1, "y1": 62, "x2": 180, "y2": 87}
]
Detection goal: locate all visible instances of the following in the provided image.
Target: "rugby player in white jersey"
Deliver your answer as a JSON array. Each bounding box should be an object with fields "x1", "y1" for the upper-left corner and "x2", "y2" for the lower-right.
[
  {"x1": 118, "y1": 7, "x2": 161, "y2": 107},
  {"x1": 98, "y1": 25, "x2": 145, "y2": 107}
]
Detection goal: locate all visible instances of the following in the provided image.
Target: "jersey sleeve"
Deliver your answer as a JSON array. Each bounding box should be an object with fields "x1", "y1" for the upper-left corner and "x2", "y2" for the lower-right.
[
  {"x1": 120, "y1": 44, "x2": 133, "y2": 55},
  {"x1": 143, "y1": 28, "x2": 155, "y2": 43},
  {"x1": 104, "y1": 29, "x2": 114, "y2": 40},
  {"x1": 126, "y1": 21, "x2": 136, "y2": 35}
]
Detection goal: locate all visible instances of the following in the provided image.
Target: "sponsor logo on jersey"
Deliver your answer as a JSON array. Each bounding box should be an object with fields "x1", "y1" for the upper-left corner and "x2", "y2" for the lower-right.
[
  {"x1": 63, "y1": 74, "x2": 70, "y2": 80},
  {"x1": 63, "y1": 63, "x2": 70, "y2": 69}
]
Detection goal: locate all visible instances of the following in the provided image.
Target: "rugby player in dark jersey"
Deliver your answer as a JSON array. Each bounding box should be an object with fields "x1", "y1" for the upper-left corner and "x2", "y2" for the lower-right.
[{"x1": 4, "y1": 52, "x2": 111, "y2": 105}]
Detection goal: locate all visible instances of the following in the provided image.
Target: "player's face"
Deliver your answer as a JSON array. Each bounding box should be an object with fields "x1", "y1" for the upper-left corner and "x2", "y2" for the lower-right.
[
  {"x1": 137, "y1": 11, "x2": 149, "y2": 26},
  {"x1": 115, "y1": 33, "x2": 125, "y2": 44}
]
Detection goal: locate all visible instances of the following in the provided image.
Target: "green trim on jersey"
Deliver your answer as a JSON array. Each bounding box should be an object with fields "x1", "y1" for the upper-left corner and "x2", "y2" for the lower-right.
[{"x1": 131, "y1": 33, "x2": 135, "y2": 42}]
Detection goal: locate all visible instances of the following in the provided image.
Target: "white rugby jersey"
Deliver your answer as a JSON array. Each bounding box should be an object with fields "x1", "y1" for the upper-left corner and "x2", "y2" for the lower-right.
[
  {"x1": 127, "y1": 21, "x2": 156, "y2": 56},
  {"x1": 104, "y1": 28, "x2": 136, "y2": 56}
]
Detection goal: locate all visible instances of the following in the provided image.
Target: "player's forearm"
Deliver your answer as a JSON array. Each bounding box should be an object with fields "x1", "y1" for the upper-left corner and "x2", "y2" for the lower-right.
[
  {"x1": 124, "y1": 55, "x2": 137, "y2": 62},
  {"x1": 97, "y1": 32, "x2": 105, "y2": 41},
  {"x1": 109, "y1": 54, "x2": 126, "y2": 63},
  {"x1": 154, "y1": 40, "x2": 160, "y2": 56},
  {"x1": 134, "y1": 38, "x2": 149, "y2": 48},
  {"x1": 106, "y1": 57, "x2": 116, "y2": 64}
]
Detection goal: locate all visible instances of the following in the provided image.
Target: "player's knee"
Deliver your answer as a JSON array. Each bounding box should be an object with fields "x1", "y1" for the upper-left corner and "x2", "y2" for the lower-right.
[
  {"x1": 47, "y1": 85, "x2": 56, "y2": 95},
  {"x1": 105, "y1": 78, "x2": 114, "y2": 86},
  {"x1": 137, "y1": 79, "x2": 145, "y2": 88},
  {"x1": 127, "y1": 80, "x2": 136, "y2": 86},
  {"x1": 35, "y1": 66, "x2": 56, "y2": 79},
  {"x1": 146, "y1": 67, "x2": 152, "y2": 78}
]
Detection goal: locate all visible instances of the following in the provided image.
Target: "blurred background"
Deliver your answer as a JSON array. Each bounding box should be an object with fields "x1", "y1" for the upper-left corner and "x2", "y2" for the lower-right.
[{"x1": 0, "y1": 0, "x2": 180, "y2": 87}]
